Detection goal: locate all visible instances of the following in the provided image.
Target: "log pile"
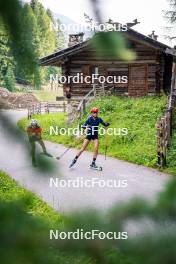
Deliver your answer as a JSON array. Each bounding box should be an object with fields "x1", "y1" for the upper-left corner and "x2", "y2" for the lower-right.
[{"x1": 0, "y1": 88, "x2": 38, "y2": 109}]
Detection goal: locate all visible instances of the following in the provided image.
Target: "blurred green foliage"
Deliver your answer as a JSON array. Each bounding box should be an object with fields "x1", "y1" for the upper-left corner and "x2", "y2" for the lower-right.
[
  {"x1": 0, "y1": 171, "x2": 93, "y2": 264},
  {"x1": 1, "y1": 170, "x2": 176, "y2": 264},
  {"x1": 90, "y1": 32, "x2": 136, "y2": 61}
]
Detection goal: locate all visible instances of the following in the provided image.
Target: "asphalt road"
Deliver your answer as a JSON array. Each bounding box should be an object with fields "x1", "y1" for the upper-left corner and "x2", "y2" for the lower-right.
[{"x1": 0, "y1": 110, "x2": 171, "y2": 213}]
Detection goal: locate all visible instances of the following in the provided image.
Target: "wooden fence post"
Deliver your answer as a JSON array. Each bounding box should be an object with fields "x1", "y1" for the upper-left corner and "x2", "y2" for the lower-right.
[
  {"x1": 82, "y1": 99, "x2": 86, "y2": 114},
  {"x1": 163, "y1": 115, "x2": 168, "y2": 166},
  {"x1": 93, "y1": 84, "x2": 96, "y2": 98},
  {"x1": 156, "y1": 88, "x2": 176, "y2": 167},
  {"x1": 156, "y1": 118, "x2": 167, "y2": 167},
  {"x1": 28, "y1": 107, "x2": 31, "y2": 119},
  {"x1": 156, "y1": 120, "x2": 161, "y2": 166},
  {"x1": 63, "y1": 102, "x2": 66, "y2": 112},
  {"x1": 102, "y1": 83, "x2": 105, "y2": 95},
  {"x1": 45, "y1": 103, "x2": 49, "y2": 114},
  {"x1": 166, "y1": 110, "x2": 171, "y2": 148}
]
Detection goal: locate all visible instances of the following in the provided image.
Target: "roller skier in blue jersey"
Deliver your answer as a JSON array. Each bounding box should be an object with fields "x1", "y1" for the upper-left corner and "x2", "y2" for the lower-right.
[{"x1": 69, "y1": 107, "x2": 110, "y2": 170}]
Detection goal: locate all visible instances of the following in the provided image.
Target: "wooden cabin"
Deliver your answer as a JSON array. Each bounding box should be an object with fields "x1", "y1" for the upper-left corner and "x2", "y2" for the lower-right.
[{"x1": 40, "y1": 29, "x2": 174, "y2": 98}]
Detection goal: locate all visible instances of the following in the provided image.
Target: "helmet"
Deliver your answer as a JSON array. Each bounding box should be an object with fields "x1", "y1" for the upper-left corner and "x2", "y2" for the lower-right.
[
  {"x1": 90, "y1": 107, "x2": 99, "y2": 113},
  {"x1": 30, "y1": 119, "x2": 39, "y2": 127}
]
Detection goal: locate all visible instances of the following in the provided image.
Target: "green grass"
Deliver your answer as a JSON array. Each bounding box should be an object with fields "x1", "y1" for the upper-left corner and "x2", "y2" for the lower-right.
[
  {"x1": 0, "y1": 171, "x2": 94, "y2": 264},
  {"x1": 1, "y1": 173, "x2": 176, "y2": 263},
  {"x1": 32, "y1": 90, "x2": 63, "y2": 102},
  {"x1": 18, "y1": 95, "x2": 174, "y2": 172},
  {"x1": 0, "y1": 171, "x2": 62, "y2": 226}
]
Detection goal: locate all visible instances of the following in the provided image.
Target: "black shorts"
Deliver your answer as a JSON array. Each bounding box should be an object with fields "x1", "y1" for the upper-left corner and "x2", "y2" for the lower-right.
[
  {"x1": 29, "y1": 136, "x2": 42, "y2": 143},
  {"x1": 86, "y1": 134, "x2": 98, "y2": 141}
]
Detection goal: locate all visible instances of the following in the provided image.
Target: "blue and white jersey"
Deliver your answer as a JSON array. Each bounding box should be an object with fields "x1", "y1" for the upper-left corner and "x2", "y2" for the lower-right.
[{"x1": 82, "y1": 116, "x2": 108, "y2": 136}]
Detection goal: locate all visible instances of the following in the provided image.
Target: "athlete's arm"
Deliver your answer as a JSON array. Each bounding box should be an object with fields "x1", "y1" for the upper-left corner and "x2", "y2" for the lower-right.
[
  {"x1": 36, "y1": 127, "x2": 42, "y2": 137},
  {"x1": 81, "y1": 118, "x2": 91, "y2": 129},
  {"x1": 26, "y1": 127, "x2": 33, "y2": 137},
  {"x1": 99, "y1": 118, "x2": 110, "y2": 127}
]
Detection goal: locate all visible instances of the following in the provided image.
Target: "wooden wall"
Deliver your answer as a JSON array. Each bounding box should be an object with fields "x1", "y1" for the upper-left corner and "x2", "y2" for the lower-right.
[{"x1": 62, "y1": 39, "x2": 166, "y2": 97}]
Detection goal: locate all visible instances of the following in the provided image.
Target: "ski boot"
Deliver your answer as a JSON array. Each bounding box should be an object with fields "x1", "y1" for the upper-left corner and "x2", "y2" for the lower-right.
[
  {"x1": 90, "y1": 162, "x2": 102, "y2": 171},
  {"x1": 44, "y1": 152, "x2": 53, "y2": 158}
]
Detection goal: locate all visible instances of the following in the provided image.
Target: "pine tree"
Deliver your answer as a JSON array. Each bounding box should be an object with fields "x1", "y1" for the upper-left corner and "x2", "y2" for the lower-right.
[
  {"x1": 46, "y1": 8, "x2": 55, "y2": 24},
  {"x1": 0, "y1": 0, "x2": 65, "y2": 89},
  {"x1": 164, "y1": 0, "x2": 176, "y2": 41},
  {"x1": 29, "y1": 2, "x2": 62, "y2": 87},
  {"x1": 56, "y1": 19, "x2": 66, "y2": 50},
  {"x1": 14, "y1": 3, "x2": 40, "y2": 86},
  {"x1": 0, "y1": 24, "x2": 14, "y2": 84},
  {"x1": 4, "y1": 67, "x2": 15, "y2": 91},
  {"x1": 30, "y1": 0, "x2": 38, "y2": 11}
]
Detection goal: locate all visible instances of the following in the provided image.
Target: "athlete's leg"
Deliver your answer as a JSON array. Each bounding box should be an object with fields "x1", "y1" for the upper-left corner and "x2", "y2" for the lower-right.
[
  {"x1": 76, "y1": 139, "x2": 90, "y2": 158},
  {"x1": 38, "y1": 139, "x2": 47, "y2": 153},
  {"x1": 69, "y1": 139, "x2": 90, "y2": 168},
  {"x1": 30, "y1": 141, "x2": 36, "y2": 165},
  {"x1": 93, "y1": 139, "x2": 99, "y2": 159},
  {"x1": 91, "y1": 139, "x2": 99, "y2": 165}
]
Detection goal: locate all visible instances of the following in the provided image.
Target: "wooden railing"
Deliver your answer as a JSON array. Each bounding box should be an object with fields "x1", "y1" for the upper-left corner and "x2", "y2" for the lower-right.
[
  {"x1": 77, "y1": 87, "x2": 95, "y2": 119},
  {"x1": 77, "y1": 83, "x2": 107, "y2": 119},
  {"x1": 27, "y1": 102, "x2": 66, "y2": 119}
]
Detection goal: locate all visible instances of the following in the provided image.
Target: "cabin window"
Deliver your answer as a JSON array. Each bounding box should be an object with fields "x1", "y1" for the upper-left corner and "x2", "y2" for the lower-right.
[{"x1": 91, "y1": 66, "x2": 99, "y2": 76}]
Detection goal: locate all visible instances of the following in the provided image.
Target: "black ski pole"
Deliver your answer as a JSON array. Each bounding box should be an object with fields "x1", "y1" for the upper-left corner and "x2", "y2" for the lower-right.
[
  {"x1": 56, "y1": 147, "x2": 72, "y2": 160},
  {"x1": 104, "y1": 129, "x2": 109, "y2": 160}
]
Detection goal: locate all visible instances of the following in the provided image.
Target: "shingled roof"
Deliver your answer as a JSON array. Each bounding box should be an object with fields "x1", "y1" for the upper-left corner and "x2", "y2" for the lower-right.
[{"x1": 40, "y1": 28, "x2": 172, "y2": 66}]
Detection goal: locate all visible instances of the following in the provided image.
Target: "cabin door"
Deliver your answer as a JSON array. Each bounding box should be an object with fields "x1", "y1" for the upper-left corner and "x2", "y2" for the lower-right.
[
  {"x1": 129, "y1": 64, "x2": 148, "y2": 96},
  {"x1": 106, "y1": 65, "x2": 128, "y2": 95}
]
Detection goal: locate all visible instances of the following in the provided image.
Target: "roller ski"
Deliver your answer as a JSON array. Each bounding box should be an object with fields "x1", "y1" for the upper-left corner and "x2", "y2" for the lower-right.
[{"x1": 90, "y1": 162, "x2": 102, "y2": 171}]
